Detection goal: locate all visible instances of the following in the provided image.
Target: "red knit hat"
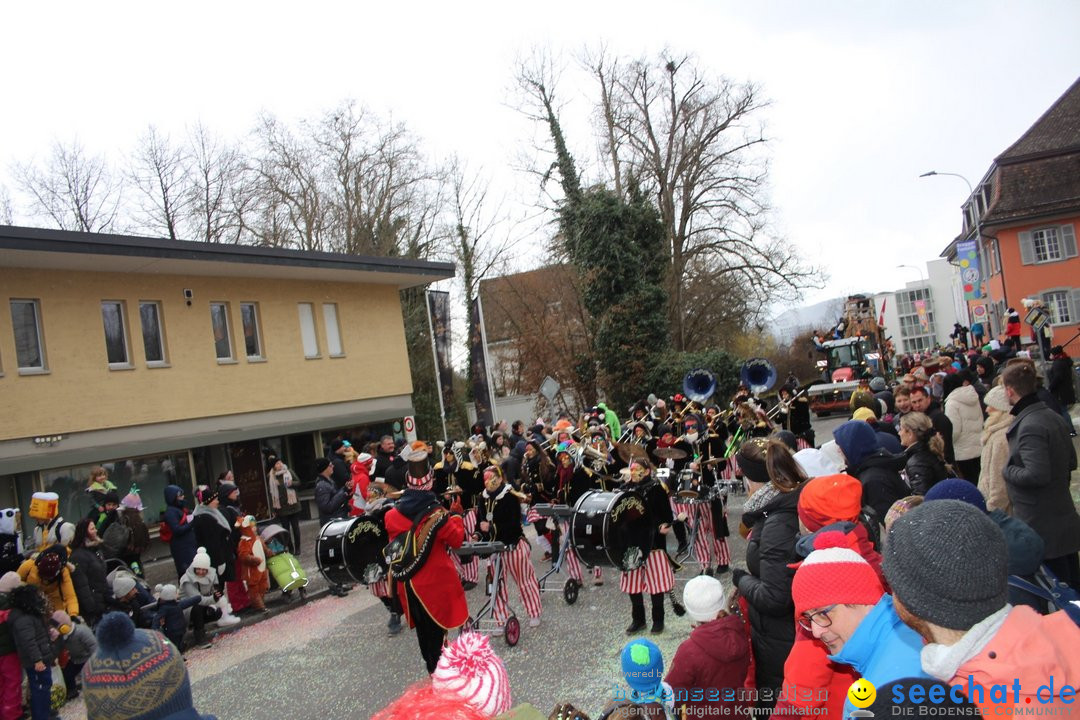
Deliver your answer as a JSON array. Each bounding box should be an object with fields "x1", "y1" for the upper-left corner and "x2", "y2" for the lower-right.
[
  {"x1": 792, "y1": 531, "x2": 884, "y2": 616},
  {"x1": 798, "y1": 474, "x2": 863, "y2": 532}
]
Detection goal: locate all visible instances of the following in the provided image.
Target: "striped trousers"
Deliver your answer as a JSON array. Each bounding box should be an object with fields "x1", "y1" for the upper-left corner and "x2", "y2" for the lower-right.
[
  {"x1": 369, "y1": 578, "x2": 389, "y2": 599},
  {"x1": 452, "y1": 509, "x2": 479, "y2": 583},
  {"x1": 493, "y1": 538, "x2": 543, "y2": 623},
  {"x1": 796, "y1": 437, "x2": 812, "y2": 451},
  {"x1": 619, "y1": 549, "x2": 674, "y2": 595},
  {"x1": 557, "y1": 519, "x2": 602, "y2": 583}
]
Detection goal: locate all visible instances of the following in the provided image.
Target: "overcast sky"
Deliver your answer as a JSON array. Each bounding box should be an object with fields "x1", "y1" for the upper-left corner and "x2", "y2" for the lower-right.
[{"x1": 3, "y1": 0, "x2": 1078, "y2": 316}]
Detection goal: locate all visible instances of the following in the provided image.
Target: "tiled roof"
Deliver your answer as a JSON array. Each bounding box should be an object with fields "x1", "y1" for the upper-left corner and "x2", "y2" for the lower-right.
[
  {"x1": 982, "y1": 152, "x2": 1080, "y2": 226},
  {"x1": 996, "y1": 77, "x2": 1080, "y2": 162}
]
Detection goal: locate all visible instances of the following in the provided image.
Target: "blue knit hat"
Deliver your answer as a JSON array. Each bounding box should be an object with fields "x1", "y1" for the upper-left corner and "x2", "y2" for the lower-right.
[
  {"x1": 621, "y1": 638, "x2": 664, "y2": 694},
  {"x1": 83, "y1": 612, "x2": 216, "y2": 720},
  {"x1": 924, "y1": 478, "x2": 987, "y2": 513}
]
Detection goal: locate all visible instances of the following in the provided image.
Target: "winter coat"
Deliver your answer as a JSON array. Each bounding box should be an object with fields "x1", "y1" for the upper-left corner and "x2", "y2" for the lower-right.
[
  {"x1": 501, "y1": 443, "x2": 525, "y2": 484},
  {"x1": 830, "y1": 595, "x2": 927, "y2": 718},
  {"x1": 329, "y1": 454, "x2": 351, "y2": 489},
  {"x1": 192, "y1": 504, "x2": 236, "y2": 581},
  {"x1": 314, "y1": 476, "x2": 349, "y2": 525},
  {"x1": 107, "y1": 583, "x2": 155, "y2": 628},
  {"x1": 989, "y1": 510, "x2": 1044, "y2": 578},
  {"x1": 384, "y1": 489, "x2": 468, "y2": 631},
  {"x1": 179, "y1": 564, "x2": 219, "y2": 607},
  {"x1": 903, "y1": 440, "x2": 949, "y2": 496},
  {"x1": 119, "y1": 507, "x2": 151, "y2": 556},
  {"x1": 736, "y1": 486, "x2": 802, "y2": 691},
  {"x1": 849, "y1": 450, "x2": 909, "y2": 526},
  {"x1": 69, "y1": 544, "x2": 110, "y2": 624},
  {"x1": 1048, "y1": 355, "x2": 1076, "y2": 407},
  {"x1": 978, "y1": 409, "x2": 1013, "y2": 513},
  {"x1": 665, "y1": 614, "x2": 751, "y2": 717},
  {"x1": 794, "y1": 521, "x2": 886, "y2": 589},
  {"x1": 0, "y1": 589, "x2": 14, "y2": 656},
  {"x1": 944, "y1": 384, "x2": 983, "y2": 462},
  {"x1": 1003, "y1": 397, "x2": 1080, "y2": 558},
  {"x1": 53, "y1": 620, "x2": 97, "y2": 664},
  {"x1": 268, "y1": 465, "x2": 301, "y2": 516},
  {"x1": 163, "y1": 485, "x2": 198, "y2": 576},
  {"x1": 925, "y1": 401, "x2": 955, "y2": 464},
  {"x1": 936, "y1": 606, "x2": 1080, "y2": 715},
  {"x1": 8, "y1": 586, "x2": 54, "y2": 668},
  {"x1": 17, "y1": 554, "x2": 79, "y2": 617},
  {"x1": 151, "y1": 596, "x2": 201, "y2": 647},
  {"x1": 777, "y1": 627, "x2": 856, "y2": 720}
]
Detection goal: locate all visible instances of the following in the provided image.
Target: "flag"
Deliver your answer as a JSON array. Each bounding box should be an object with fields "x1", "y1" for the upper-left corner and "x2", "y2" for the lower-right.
[{"x1": 469, "y1": 296, "x2": 495, "y2": 429}]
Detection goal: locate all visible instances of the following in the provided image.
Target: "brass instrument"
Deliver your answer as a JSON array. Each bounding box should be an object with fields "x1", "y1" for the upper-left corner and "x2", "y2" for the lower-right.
[{"x1": 766, "y1": 387, "x2": 808, "y2": 421}]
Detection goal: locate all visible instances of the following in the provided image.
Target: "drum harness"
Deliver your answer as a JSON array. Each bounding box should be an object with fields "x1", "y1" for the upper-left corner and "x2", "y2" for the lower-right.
[{"x1": 384, "y1": 501, "x2": 451, "y2": 582}]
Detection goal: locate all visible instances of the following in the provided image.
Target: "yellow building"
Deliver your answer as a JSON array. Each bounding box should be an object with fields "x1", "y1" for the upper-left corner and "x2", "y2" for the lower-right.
[{"x1": 0, "y1": 225, "x2": 453, "y2": 531}]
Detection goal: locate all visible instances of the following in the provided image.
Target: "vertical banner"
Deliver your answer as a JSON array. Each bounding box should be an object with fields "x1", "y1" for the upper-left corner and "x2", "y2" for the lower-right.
[
  {"x1": 878, "y1": 297, "x2": 887, "y2": 328},
  {"x1": 426, "y1": 290, "x2": 454, "y2": 423},
  {"x1": 914, "y1": 299, "x2": 930, "y2": 332},
  {"x1": 956, "y1": 240, "x2": 982, "y2": 300},
  {"x1": 469, "y1": 296, "x2": 495, "y2": 430}
]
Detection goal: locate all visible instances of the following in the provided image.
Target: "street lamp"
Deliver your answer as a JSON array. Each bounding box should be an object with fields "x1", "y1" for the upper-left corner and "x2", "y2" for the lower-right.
[
  {"x1": 896, "y1": 264, "x2": 927, "y2": 284},
  {"x1": 920, "y1": 169, "x2": 987, "y2": 332}
]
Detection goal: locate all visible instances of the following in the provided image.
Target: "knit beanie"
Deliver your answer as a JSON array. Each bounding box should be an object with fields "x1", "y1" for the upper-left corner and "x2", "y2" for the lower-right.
[
  {"x1": 852, "y1": 407, "x2": 877, "y2": 422},
  {"x1": 217, "y1": 482, "x2": 238, "y2": 499},
  {"x1": 683, "y1": 575, "x2": 725, "y2": 623},
  {"x1": 191, "y1": 547, "x2": 212, "y2": 571},
  {"x1": 924, "y1": 479, "x2": 987, "y2": 513},
  {"x1": 832, "y1": 421, "x2": 880, "y2": 469},
  {"x1": 621, "y1": 638, "x2": 664, "y2": 694},
  {"x1": 792, "y1": 531, "x2": 884, "y2": 617},
  {"x1": 793, "y1": 448, "x2": 843, "y2": 479},
  {"x1": 883, "y1": 500, "x2": 1008, "y2": 631},
  {"x1": 84, "y1": 612, "x2": 211, "y2": 720},
  {"x1": 883, "y1": 495, "x2": 924, "y2": 531},
  {"x1": 0, "y1": 571, "x2": 22, "y2": 593},
  {"x1": 112, "y1": 574, "x2": 137, "y2": 598},
  {"x1": 158, "y1": 584, "x2": 179, "y2": 602},
  {"x1": 798, "y1": 474, "x2": 863, "y2": 532},
  {"x1": 431, "y1": 632, "x2": 511, "y2": 717},
  {"x1": 984, "y1": 385, "x2": 1011, "y2": 413},
  {"x1": 314, "y1": 458, "x2": 332, "y2": 475},
  {"x1": 121, "y1": 487, "x2": 144, "y2": 511}
]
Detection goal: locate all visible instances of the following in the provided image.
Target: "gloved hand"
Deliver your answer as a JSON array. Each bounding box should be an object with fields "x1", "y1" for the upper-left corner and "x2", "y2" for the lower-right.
[{"x1": 732, "y1": 568, "x2": 749, "y2": 588}]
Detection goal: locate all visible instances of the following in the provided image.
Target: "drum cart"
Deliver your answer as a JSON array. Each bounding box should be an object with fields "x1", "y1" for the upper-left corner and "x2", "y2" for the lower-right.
[
  {"x1": 454, "y1": 541, "x2": 521, "y2": 647},
  {"x1": 673, "y1": 483, "x2": 728, "y2": 566},
  {"x1": 533, "y1": 504, "x2": 581, "y2": 605}
]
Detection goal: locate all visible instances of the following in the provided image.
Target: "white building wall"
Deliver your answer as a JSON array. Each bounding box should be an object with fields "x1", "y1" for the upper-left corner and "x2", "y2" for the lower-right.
[{"x1": 927, "y1": 258, "x2": 962, "y2": 344}]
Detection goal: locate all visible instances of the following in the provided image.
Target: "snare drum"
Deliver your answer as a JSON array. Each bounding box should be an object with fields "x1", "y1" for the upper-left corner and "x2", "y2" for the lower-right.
[
  {"x1": 676, "y1": 469, "x2": 701, "y2": 499},
  {"x1": 316, "y1": 513, "x2": 389, "y2": 586},
  {"x1": 570, "y1": 489, "x2": 653, "y2": 571}
]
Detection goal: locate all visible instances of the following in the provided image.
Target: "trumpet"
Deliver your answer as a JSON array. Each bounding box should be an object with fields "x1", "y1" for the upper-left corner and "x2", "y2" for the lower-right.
[{"x1": 766, "y1": 387, "x2": 808, "y2": 421}]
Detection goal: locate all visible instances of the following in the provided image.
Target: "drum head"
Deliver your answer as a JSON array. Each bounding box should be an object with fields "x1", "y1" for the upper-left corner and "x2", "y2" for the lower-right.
[
  {"x1": 343, "y1": 514, "x2": 389, "y2": 584},
  {"x1": 316, "y1": 518, "x2": 356, "y2": 586},
  {"x1": 571, "y1": 490, "x2": 652, "y2": 571}
]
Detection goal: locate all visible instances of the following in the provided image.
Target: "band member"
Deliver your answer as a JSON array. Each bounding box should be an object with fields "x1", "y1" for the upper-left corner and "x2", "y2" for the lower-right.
[
  {"x1": 553, "y1": 443, "x2": 603, "y2": 585},
  {"x1": 384, "y1": 444, "x2": 468, "y2": 674},
  {"x1": 671, "y1": 414, "x2": 723, "y2": 575},
  {"x1": 620, "y1": 461, "x2": 676, "y2": 635},
  {"x1": 519, "y1": 440, "x2": 557, "y2": 558},
  {"x1": 702, "y1": 407, "x2": 732, "y2": 573},
  {"x1": 773, "y1": 385, "x2": 814, "y2": 449},
  {"x1": 449, "y1": 443, "x2": 485, "y2": 590},
  {"x1": 477, "y1": 465, "x2": 543, "y2": 628}
]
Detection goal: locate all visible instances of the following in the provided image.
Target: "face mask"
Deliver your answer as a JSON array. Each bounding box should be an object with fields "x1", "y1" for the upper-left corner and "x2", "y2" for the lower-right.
[{"x1": 685, "y1": 431, "x2": 699, "y2": 443}]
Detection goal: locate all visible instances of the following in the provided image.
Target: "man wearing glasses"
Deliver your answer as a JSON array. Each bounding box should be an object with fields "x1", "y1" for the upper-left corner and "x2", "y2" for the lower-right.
[{"x1": 792, "y1": 531, "x2": 927, "y2": 717}]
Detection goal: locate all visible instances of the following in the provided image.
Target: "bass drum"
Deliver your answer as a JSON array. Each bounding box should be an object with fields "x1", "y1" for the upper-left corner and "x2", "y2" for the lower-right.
[
  {"x1": 570, "y1": 489, "x2": 653, "y2": 571},
  {"x1": 315, "y1": 512, "x2": 389, "y2": 587}
]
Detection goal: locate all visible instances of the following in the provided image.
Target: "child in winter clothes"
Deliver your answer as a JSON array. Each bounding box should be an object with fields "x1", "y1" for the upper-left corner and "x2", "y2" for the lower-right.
[
  {"x1": 18, "y1": 544, "x2": 79, "y2": 618},
  {"x1": 346, "y1": 448, "x2": 373, "y2": 516},
  {"x1": 50, "y1": 610, "x2": 96, "y2": 700},
  {"x1": 150, "y1": 584, "x2": 201, "y2": 650},
  {"x1": 236, "y1": 516, "x2": 270, "y2": 612},
  {"x1": 179, "y1": 547, "x2": 239, "y2": 649},
  {"x1": 8, "y1": 583, "x2": 55, "y2": 720},
  {"x1": 0, "y1": 572, "x2": 23, "y2": 720}
]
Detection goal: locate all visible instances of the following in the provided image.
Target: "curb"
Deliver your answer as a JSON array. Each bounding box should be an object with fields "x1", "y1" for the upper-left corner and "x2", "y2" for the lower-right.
[{"x1": 206, "y1": 585, "x2": 334, "y2": 640}]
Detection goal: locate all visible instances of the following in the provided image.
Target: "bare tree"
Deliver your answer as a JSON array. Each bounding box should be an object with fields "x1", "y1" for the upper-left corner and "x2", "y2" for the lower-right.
[
  {"x1": 12, "y1": 139, "x2": 122, "y2": 232},
  {"x1": 0, "y1": 185, "x2": 13, "y2": 224},
  {"x1": 250, "y1": 114, "x2": 327, "y2": 251},
  {"x1": 187, "y1": 122, "x2": 246, "y2": 244},
  {"x1": 129, "y1": 126, "x2": 191, "y2": 239}
]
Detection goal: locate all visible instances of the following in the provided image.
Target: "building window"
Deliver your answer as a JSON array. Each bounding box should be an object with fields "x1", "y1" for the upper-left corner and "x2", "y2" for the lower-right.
[
  {"x1": 240, "y1": 303, "x2": 264, "y2": 360},
  {"x1": 210, "y1": 302, "x2": 234, "y2": 361},
  {"x1": 298, "y1": 303, "x2": 319, "y2": 358},
  {"x1": 1019, "y1": 224, "x2": 1077, "y2": 265},
  {"x1": 139, "y1": 302, "x2": 167, "y2": 366},
  {"x1": 10, "y1": 299, "x2": 46, "y2": 372},
  {"x1": 1041, "y1": 290, "x2": 1078, "y2": 326},
  {"x1": 322, "y1": 303, "x2": 343, "y2": 357},
  {"x1": 101, "y1": 301, "x2": 132, "y2": 368}
]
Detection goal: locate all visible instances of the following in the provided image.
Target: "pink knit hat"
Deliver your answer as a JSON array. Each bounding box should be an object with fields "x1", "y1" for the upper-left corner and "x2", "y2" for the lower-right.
[{"x1": 431, "y1": 633, "x2": 511, "y2": 716}]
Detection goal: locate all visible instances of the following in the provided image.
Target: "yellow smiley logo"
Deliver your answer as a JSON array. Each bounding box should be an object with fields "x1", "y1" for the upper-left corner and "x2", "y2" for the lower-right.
[{"x1": 848, "y1": 678, "x2": 877, "y2": 709}]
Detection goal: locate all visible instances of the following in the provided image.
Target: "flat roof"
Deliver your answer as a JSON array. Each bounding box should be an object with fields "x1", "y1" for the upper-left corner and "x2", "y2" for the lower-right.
[{"x1": 0, "y1": 225, "x2": 455, "y2": 288}]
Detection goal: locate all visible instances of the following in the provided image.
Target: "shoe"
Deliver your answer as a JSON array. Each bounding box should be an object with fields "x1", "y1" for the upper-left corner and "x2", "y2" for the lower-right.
[
  {"x1": 594, "y1": 578, "x2": 604, "y2": 586},
  {"x1": 528, "y1": 617, "x2": 541, "y2": 628},
  {"x1": 388, "y1": 613, "x2": 403, "y2": 636},
  {"x1": 703, "y1": 568, "x2": 714, "y2": 577},
  {"x1": 461, "y1": 581, "x2": 477, "y2": 591},
  {"x1": 542, "y1": 551, "x2": 552, "y2": 561},
  {"x1": 716, "y1": 565, "x2": 730, "y2": 574},
  {"x1": 626, "y1": 620, "x2": 647, "y2": 634},
  {"x1": 650, "y1": 622, "x2": 664, "y2": 634}
]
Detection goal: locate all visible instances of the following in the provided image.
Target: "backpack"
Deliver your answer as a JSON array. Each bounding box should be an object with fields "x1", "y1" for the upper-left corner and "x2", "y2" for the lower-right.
[
  {"x1": 384, "y1": 503, "x2": 450, "y2": 582},
  {"x1": 1009, "y1": 565, "x2": 1080, "y2": 627},
  {"x1": 101, "y1": 519, "x2": 132, "y2": 559},
  {"x1": 158, "y1": 509, "x2": 186, "y2": 543}
]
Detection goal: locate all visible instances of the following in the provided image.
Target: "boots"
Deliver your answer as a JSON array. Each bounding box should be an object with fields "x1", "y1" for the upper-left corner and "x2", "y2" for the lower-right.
[
  {"x1": 387, "y1": 612, "x2": 402, "y2": 636},
  {"x1": 650, "y1": 593, "x2": 665, "y2": 634},
  {"x1": 673, "y1": 522, "x2": 689, "y2": 556},
  {"x1": 626, "y1": 593, "x2": 646, "y2": 634},
  {"x1": 216, "y1": 596, "x2": 241, "y2": 626}
]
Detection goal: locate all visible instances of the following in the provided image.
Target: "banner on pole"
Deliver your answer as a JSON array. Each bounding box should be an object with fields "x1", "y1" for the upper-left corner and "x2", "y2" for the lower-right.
[
  {"x1": 914, "y1": 299, "x2": 930, "y2": 332},
  {"x1": 426, "y1": 290, "x2": 454, "y2": 419},
  {"x1": 957, "y1": 240, "x2": 982, "y2": 300},
  {"x1": 469, "y1": 296, "x2": 495, "y2": 429}
]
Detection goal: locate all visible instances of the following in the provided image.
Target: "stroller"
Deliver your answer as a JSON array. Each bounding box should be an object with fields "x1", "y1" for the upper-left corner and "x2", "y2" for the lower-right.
[{"x1": 261, "y1": 523, "x2": 309, "y2": 600}]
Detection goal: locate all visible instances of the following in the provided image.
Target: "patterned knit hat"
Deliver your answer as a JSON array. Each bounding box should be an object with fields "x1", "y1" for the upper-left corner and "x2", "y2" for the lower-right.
[
  {"x1": 621, "y1": 638, "x2": 665, "y2": 694},
  {"x1": 792, "y1": 531, "x2": 884, "y2": 617},
  {"x1": 798, "y1": 474, "x2": 863, "y2": 532},
  {"x1": 84, "y1": 611, "x2": 216, "y2": 720},
  {"x1": 431, "y1": 633, "x2": 511, "y2": 717}
]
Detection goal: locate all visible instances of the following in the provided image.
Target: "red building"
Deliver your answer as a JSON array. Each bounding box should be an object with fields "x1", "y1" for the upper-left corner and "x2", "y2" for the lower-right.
[{"x1": 943, "y1": 77, "x2": 1080, "y2": 351}]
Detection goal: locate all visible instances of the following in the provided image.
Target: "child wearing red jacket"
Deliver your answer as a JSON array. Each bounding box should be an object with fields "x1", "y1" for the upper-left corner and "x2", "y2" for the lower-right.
[{"x1": 236, "y1": 516, "x2": 270, "y2": 613}]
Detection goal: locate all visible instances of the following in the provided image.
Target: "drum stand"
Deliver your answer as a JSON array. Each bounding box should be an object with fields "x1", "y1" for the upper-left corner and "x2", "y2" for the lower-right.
[
  {"x1": 455, "y1": 542, "x2": 520, "y2": 647},
  {"x1": 535, "y1": 504, "x2": 581, "y2": 605}
]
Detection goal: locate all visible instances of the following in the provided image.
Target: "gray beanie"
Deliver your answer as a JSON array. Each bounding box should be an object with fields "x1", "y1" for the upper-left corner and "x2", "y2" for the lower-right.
[
  {"x1": 883, "y1": 500, "x2": 1008, "y2": 631},
  {"x1": 112, "y1": 574, "x2": 137, "y2": 598}
]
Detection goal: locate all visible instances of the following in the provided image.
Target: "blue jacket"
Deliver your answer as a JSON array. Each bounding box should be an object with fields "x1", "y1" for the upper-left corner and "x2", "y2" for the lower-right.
[
  {"x1": 830, "y1": 594, "x2": 927, "y2": 717},
  {"x1": 152, "y1": 595, "x2": 202, "y2": 647},
  {"x1": 163, "y1": 485, "x2": 198, "y2": 574}
]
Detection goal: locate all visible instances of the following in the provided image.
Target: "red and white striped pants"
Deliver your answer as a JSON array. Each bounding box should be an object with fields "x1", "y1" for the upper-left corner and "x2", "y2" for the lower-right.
[
  {"x1": 452, "y1": 509, "x2": 479, "y2": 583},
  {"x1": 557, "y1": 519, "x2": 601, "y2": 583},
  {"x1": 673, "y1": 499, "x2": 717, "y2": 569},
  {"x1": 369, "y1": 578, "x2": 390, "y2": 599},
  {"x1": 619, "y1": 549, "x2": 674, "y2": 595},
  {"x1": 722, "y1": 456, "x2": 740, "y2": 480},
  {"x1": 493, "y1": 538, "x2": 543, "y2": 623}
]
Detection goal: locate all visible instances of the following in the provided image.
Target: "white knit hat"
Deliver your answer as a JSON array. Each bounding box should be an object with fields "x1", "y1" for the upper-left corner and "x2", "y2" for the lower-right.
[
  {"x1": 0, "y1": 571, "x2": 22, "y2": 593},
  {"x1": 793, "y1": 448, "x2": 843, "y2": 478},
  {"x1": 191, "y1": 547, "x2": 212, "y2": 570},
  {"x1": 158, "y1": 584, "x2": 178, "y2": 602},
  {"x1": 683, "y1": 575, "x2": 725, "y2": 623},
  {"x1": 984, "y1": 385, "x2": 1011, "y2": 413},
  {"x1": 431, "y1": 633, "x2": 511, "y2": 716}
]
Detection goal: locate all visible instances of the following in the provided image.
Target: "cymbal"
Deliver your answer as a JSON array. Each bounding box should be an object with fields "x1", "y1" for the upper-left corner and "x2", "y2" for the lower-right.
[
  {"x1": 700, "y1": 457, "x2": 728, "y2": 467},
  {"x1": 615, "y1": 442, "x2": 649, "y2": 464},
  {"x1": 654, "y1": 447, "x2": 688, "y2": 460},
  {"x1": 442, "y1": 488, "x2": 463, "y2": 495}
]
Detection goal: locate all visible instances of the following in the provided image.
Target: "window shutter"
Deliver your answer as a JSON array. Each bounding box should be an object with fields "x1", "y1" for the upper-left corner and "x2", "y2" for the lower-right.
[
  {"x1": 1061, "y1": 224, "x2": 1077, "y2": 258},
  {"x1": 1070, "y1": 289, "x2": 1080, "y2": 325},
  {"x1": 1018, "y1": 231, "x2": 1035, "y2": 264}
]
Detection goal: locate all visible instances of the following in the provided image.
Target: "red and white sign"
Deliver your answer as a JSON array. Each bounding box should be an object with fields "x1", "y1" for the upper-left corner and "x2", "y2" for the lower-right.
[
  {"x1": 972, "y1": 304, "x2": 987, "y2": 319},
  {"x1": 403, "y1": 415, "x2": 417, "y2": 443}
]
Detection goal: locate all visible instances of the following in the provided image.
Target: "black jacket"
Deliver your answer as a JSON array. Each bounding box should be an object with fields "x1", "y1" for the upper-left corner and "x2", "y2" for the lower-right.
[
  {"x1": 8, "y1": 586, "x2": 55, "y2": 668},
  {"x1": 1048, "y1": 356, "x2": 1076, "y2": 407},
  {"x1": 69, "y1": 545, "x2": 110, "y2": 624},
  {"x1": 736, "y1": 487, "x2": 801, "y2": 690},
  {"x1": 850, "y1": 449, "x2": 910, "y2": 525},
  {"x1": 926, "y1": 401, "x2": 955, "y2": 463},
  {"x1": 903, "y1": 440, "x2": 948, "y2": 496},
  {"x1": 314, "y1": 476, "x2": 349, "y2": 525},
  {"x1": 192, "y1": 505, "x2": 235, "y2": 581},
  {"x1": 479, "y1": 486, "x2": 523, "y2": 546}
]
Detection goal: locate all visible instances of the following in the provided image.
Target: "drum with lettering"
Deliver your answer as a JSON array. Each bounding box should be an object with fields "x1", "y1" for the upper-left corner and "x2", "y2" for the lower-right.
[
  {"x1": 570, "y1": 489, "x2": 652, "y2": 571},
  {"x1": 315, "y1": 512, "x2": 389, "y2": 586}
]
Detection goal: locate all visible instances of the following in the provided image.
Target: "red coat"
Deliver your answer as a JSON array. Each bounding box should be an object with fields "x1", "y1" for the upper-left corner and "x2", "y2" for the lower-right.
[
  {"x1": 385, "y1": 505, "x2": 468, "y2": 630},
  {"x1": 775, "y1": 626, "x2": 856, "y2": 720},
  {"x1": 665, "y1": 614, "x2": 752, "y2": 717}
]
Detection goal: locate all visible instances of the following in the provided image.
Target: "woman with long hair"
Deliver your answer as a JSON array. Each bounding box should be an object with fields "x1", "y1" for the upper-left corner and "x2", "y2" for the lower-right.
[
  {"x1": 898, "y1": 412, "x2": 949, "y2": 495},
  {"x1": 68, "y1": 518, "x2": 109, "y2": 627}
]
